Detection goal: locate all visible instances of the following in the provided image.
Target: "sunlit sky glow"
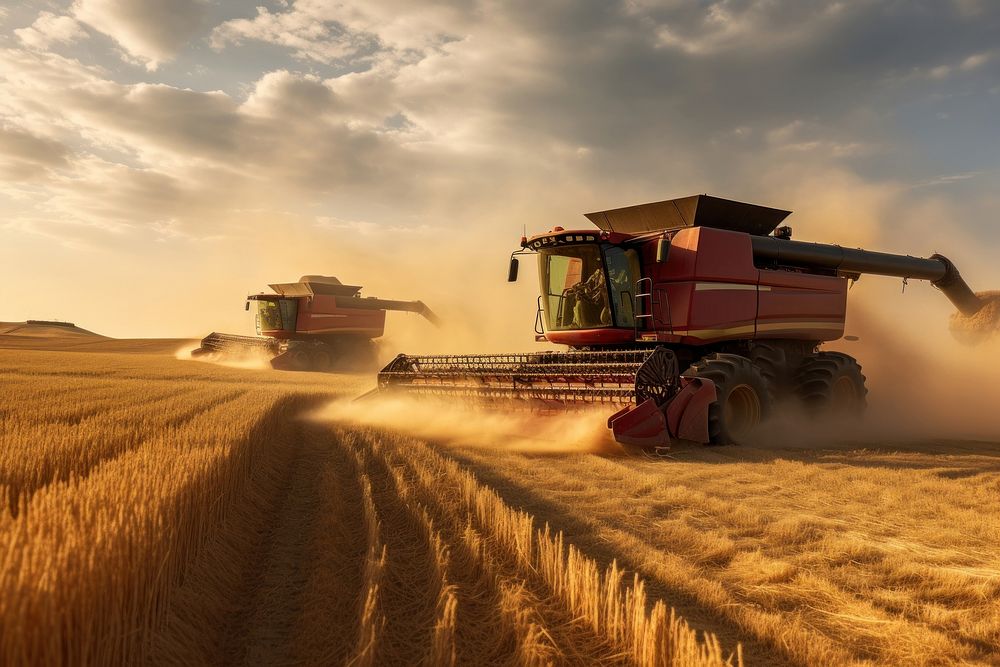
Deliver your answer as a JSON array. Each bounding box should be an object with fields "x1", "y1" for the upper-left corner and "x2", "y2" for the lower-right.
[{"x1": 1, "y1": 1, "x2": 998, "y2": 341}]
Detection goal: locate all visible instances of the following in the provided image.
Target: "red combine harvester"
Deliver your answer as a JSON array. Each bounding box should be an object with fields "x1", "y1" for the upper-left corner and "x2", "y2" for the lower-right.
[
  {"x1": 376, "y1": 195, "x2": 989, "y2": 453},
  {"x1": 193, "y1": 275, "x2": 439, "y2": 372}
]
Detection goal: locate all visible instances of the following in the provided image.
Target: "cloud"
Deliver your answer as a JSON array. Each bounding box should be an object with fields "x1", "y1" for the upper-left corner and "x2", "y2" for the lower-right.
[
  {"x1": 315, "y1": 215, "x2": 435, "y2": 235},
  {"x1": 211, "y1": 0, "x2": 473, "y2": 65},
  {"x1": 764, "y1": 120, "x2": 874, "y2": 158},
  {"x1": 72, "y1": 0, "x2": 207, "y2": 69},
  {"x1": 14, "y1": 11, "x2": 88, "y2": 50},
  {"x1": 960, "y1": 51, "x2": 992, "y2": 70},
  {"x1": 911, "y1": 172, "x2": 982, "y2": 189},
  {"x1": 2, "y1": 2, "x2": 999, "y2": 257},
  {"x1": 210, "y1": 4, "x2": 381, "y2": 66},
  {"x1": 0, "y1": 125, "x2": 71, "y2": 180},
  {"x1": 0, "y1": 49, "x2": 435, "y2": 238},
  {"x1": 0, "y1": 1, "x2": 998, "y2": 339},
  {"x1": 638, "y1": 0, "x2": 849, "y2": 56},
  {"x1": 0, "y1": 0, "x2": 988, "y2": 243},
  {"x1": 919, "y1": 51, "x2": 993, "y2": 80}
]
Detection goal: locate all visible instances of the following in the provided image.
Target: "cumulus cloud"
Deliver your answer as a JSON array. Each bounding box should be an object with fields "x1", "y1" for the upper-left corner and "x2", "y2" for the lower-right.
[
  {"x1": 1, "y1": 1, "x2": 998, "y2": 270},
  {"x1": 211, "y1": 0, "x2": 473, "y2": 65},
  {"x1": 72, "y1": 0, "x2": 207, "y2": 69},
  {"x1": 911, "y1": 172, "x2": 982, "y2": 189},
  {"x1": 960, "y1": 51, "x2": 992, "y2": 70},
  {"x1": 917, "y1": 50, "x2": 994, "y2": 80},
  {"x1": 210, "y1": 4, "x2": 380, "y2": 66},
  {"x1": 0, "y1": 49, "x2": 434, "y2": 239},
  {"x1": 14, "y1": 11, "x2": 88, "y2": 50},
  {"x1": 0, "y1": 4, "x2": 991, "y2": 229},
  {"x1": 635, "y1": 0, "x2": 848, "y2": 56},
  {"x1": 764, "y1": 120, "x2": 873, "y2": 159},
  {"x1": 0, "y1": 125, "x2": 71, "y2": 180}
]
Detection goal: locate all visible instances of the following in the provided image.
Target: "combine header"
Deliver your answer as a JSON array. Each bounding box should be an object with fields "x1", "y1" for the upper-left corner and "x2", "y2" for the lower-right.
[
  {"x1": 193, "y1": 275, "x2": 438, "y2": 372},
  {"x1": 376, "y1": 194, "x2": 993, "y2": 453},
  {"x1": 379, "y1": 349, "x2": 677, "y2": 405}
]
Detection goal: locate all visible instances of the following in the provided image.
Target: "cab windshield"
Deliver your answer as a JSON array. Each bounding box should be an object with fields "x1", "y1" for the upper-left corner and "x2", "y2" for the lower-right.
[
  {"x1": 255, "y1": 299, "x2": 298, "y2": 333},
  {"x1": 539, "y1": 244, "x2": 639, "y2": 330}
]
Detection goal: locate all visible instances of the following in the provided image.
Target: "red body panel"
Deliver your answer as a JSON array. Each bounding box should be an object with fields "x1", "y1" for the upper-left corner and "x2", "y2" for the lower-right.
[
  {"x1": 756, "y1": 269, "x2": 846, "y2": 340},
  {"x1": 608, "y1": 400, "x2": 671, "y2": 449},
  {"x1": 657, "y1": 227, "x2": 759, "y2": 282},
  {"x1": 299, "y1": 295, "x2": 387, "y2": 337},
  {"x1": 607, "y1": 377, "x2": 716, "y2": 448},
  {"x1": 262, "y1": 294, "x2": 387, "y2": 340},
  {"x1": 665, "y1": 377, "x2": 715, "y2": 443},
  {"x1": 656, "y1": 228, "x2": 758, "y2": 343},
  {"x1": 534, "y1": 224, "x2": 848, "y2": 347}
]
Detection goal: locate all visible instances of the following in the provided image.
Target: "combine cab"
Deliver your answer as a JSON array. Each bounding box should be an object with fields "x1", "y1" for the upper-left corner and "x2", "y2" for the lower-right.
[
  {"x1": 193, "y1": 275, "x2": 439, "y2": 372},
  {"x1": 377, "y1": 194, "x2": 991, "y2": 453}
]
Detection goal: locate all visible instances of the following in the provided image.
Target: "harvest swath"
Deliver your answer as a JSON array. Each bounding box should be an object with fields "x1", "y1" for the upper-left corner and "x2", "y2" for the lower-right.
[
  {"x1": 0, "y1": 347, "x2": 734, "y2": 666},
  {"x1": 450, "y1": 443, "x2": 1000, "y2": 665}
]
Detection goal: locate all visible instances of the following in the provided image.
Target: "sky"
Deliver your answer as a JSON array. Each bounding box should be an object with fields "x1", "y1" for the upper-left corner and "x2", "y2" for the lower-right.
[{"x1": 1, "y1": 0, "x2": 999, "y2": 346}]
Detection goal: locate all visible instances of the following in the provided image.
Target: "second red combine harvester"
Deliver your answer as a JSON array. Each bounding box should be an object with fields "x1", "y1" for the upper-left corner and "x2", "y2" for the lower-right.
[
  {"x1": 376, "y1": 195, "x2": 989, "y2": 453},
  {"x1": 193, "y1": 275, "x2": 439, "y2": 371}
]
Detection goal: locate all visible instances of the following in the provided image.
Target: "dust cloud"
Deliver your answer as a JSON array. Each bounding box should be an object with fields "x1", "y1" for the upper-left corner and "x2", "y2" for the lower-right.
[
  {"x1": 313, "y1": 395, "x2": 622, "y2": 455},
  {"x1": 173, "y1": 343, "x2": 274, "y2": 370},
  {"x1": 828, "y1": 305, "x2": 1000, "y2": 441}
]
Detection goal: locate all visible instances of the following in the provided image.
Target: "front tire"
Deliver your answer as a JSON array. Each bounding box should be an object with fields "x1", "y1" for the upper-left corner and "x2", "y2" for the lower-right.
[{"x1": 683, "y1": 354, "x2": 772, "y2": 445}]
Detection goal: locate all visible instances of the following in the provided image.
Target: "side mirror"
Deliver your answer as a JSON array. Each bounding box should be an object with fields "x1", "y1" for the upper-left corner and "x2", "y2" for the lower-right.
[
  {"x1": 656, "y1": 235, "x2": 670, "y2": 263},
  {"x1": 245, "y1": 301, "x2": 251, "y2": 311},
  {"x1": 507, "y1": 257, "x2": 520, "y2": 282}
]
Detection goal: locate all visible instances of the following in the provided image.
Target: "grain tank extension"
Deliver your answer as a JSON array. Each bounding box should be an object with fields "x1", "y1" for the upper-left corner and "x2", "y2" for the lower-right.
[
  {"x1": 193, "y1": 276, "x2": 439, "y2": 372},
  {"x1": 376, "y1": 195, "x2": 994, "y2": 453}
]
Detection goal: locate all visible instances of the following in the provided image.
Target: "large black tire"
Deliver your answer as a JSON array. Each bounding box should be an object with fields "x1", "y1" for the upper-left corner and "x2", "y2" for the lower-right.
[
  {"x1": 748, "y1": 342, "x2": 787, "y2": 399},
  {"x1": 309, "y1": 347, "x2": 333, "y2": 372},
  {"x1": 683, "y1": 353, "x2": 772, "y2": 445},
  {"x1": 282, "y1": 347, "x2": 312, "y2": 371},
  {"x1": 794, "y1": 352, "x2": 868, "y2": 416},
  {"x1": 331, "y1": 339, "x2": 378, "y2": 372}
]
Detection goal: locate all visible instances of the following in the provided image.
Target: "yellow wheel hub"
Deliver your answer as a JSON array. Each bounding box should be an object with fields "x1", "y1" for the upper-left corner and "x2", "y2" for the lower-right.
[
  {"x1": 726, "y1": 384, "x2": 761, "y2": 439},
  {"x1": 830, "y1": 376, "x2": 859, "y2": 413}
]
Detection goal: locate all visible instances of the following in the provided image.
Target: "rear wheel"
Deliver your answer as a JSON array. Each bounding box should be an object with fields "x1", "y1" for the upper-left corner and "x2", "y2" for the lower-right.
[
  {"x1": 683, "y1": 354, "x2": 772, "y2": 445},
  {"x1": 748, "y1": 341, "x2": 786, "y2": 400},
  {"x1": 795, "y1": 352, "x2": 868, "y2": 416},
  {"x1": 282, "y1": 347, "x2": 312, "y2": 371},
  {"x1": 309, "y1": 347, "x2": 333, "y2": 372}
]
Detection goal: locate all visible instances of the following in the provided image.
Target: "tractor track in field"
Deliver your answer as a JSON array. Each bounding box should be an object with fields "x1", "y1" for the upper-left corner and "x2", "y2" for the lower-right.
[
  {"x1": 357, "y1": 442, "x2": 447, "y2": 665},
  {"x1": 148, "y1": 411, "x2": 370, "y2": 666},
  {"x1": 353, "y1": 428, "x2": 623, "y2": 665},
  {"x1": 147, "y1": 410, "x2": 736, "y2": 667},
  {"x1": 441, "y1": 448, "x2": 798, "y2": 667},
  {"x1": 347, "y1": 428, "x2": 735, "y2": 666},
  {"x1": 233, "y1": 424, "x2": 367, "y2": 666}
]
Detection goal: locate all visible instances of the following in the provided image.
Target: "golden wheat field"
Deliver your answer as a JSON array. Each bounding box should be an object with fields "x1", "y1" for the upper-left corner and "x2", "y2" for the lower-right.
[{"x1": 3, "y1": 338, "x2": 1000, "y2": 666}]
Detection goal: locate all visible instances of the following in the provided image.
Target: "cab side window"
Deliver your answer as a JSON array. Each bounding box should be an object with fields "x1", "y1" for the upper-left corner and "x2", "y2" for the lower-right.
[{"x1": 604, "y1": 247, "x2": 639, "y2": 327}]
